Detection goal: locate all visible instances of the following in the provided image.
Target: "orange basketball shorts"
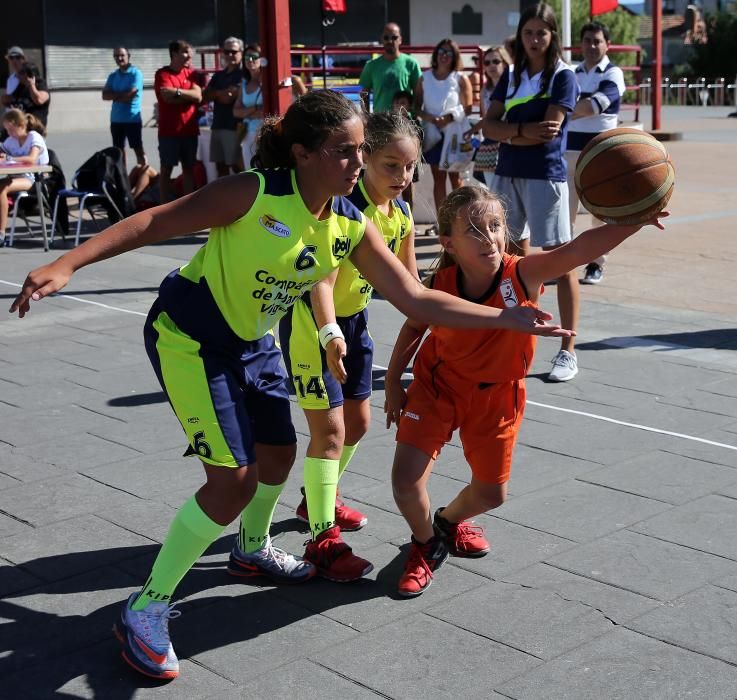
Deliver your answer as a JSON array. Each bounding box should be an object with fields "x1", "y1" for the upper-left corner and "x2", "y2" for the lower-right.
[{"x1": 396, "y1": 360, "x2": 526, "y2": 484}]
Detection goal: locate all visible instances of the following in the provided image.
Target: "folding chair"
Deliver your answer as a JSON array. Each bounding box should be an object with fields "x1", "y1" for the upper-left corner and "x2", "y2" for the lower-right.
[
  {"x1": 6, "y1": 186, "x2": 54, "y2": 247},
  {"x1": 50, "y1": 175, "x2": 123, "y2": 248}
]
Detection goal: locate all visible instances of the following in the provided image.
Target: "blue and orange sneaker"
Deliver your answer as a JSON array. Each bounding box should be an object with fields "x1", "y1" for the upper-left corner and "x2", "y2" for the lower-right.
[
  {"x1": 113, "y1": 593, "x2": 181, "y2": 680},
  {"x1": 227, "y1": 534, "x2": 316, "y2": 584}
]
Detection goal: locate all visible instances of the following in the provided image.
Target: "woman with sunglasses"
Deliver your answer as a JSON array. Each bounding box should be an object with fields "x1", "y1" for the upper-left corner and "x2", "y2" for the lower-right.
[
  {"x1": 465, "y1": 45, "x2": 512, "y2": 189},
  {"x1": 414, "y1": 39, "x2": 472, "y2": 225},
  {"x1": 233, "y1": 43, "x2": 264, "y2": 169}
]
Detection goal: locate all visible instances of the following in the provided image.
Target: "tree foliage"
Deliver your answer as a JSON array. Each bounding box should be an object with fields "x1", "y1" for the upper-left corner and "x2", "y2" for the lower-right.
[{"x1": 686, "y1": 11, "x2": 737, "y2": 80}]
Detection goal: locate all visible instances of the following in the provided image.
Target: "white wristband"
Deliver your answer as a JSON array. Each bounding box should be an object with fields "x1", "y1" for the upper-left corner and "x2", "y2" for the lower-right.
[{"x1": 318, "y1": 323, "x2": 344, "y2": 350}]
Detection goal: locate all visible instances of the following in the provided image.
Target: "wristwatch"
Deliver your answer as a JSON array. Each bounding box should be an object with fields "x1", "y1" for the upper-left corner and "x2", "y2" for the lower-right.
[{"x1": 175, "y1": 88, "x2": 181, "y2": 98}]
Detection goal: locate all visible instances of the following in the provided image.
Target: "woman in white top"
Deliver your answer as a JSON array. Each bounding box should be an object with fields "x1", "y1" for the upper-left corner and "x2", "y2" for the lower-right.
[
  {"x1": 0, "y1": 108, "x2": 49, "y2": 245},
  {"x1": 414, "y1": 39, "x2": 472, "y2": 218}
]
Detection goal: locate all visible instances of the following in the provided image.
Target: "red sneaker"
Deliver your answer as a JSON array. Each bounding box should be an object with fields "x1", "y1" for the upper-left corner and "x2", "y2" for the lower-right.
[
  {"x1": 295, "y1": 488, "x2": 368, "y2": 531},
  {"x1": 397, "y1": 536, "x2": 449, "y2": 598},
  {"x1": 433, "y1": 509, "x2": 490, "y2": 558},
  {"x1": 335, "y1": 494, "x2": 368, "y2": 531},
  {"x1": 303, "y1": 526, "x2": 373, "y2": 582}
]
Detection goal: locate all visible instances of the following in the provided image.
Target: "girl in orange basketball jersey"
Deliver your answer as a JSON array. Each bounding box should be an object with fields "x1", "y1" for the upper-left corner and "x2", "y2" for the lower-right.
[{"x1": 384, "y1": 186, "x2": 667, "y2": 597}]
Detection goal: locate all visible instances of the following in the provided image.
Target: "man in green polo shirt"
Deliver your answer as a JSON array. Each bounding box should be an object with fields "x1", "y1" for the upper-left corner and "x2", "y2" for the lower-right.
[{"x1": 359, "y1": 22, "x2": 421, "y2": 113}]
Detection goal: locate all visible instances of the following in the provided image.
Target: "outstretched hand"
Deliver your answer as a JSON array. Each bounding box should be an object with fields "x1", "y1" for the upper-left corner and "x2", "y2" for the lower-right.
[
  {"x1": 9, "y1": 260, "x2": 74, "y2": 318},
  {"x1": 506, "y1": 305, "x2": 576, "y2": 338},
  {"x1": 325, "y1": 337, "x2": 347, "y2": 384}
]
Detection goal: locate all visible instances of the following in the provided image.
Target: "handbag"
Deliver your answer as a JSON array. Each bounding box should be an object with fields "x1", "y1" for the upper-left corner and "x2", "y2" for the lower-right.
[
  {"x1": 439, "y1": 118, "x2": 475, "y2": 172},
  {"x1": 472, "y1": 138, "x2": 499, "y2": 172}
]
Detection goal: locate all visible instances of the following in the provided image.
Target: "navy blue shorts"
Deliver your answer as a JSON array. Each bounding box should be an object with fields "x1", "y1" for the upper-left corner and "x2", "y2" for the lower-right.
[
  {"x1": 279, "y1": 301, "x2": 374, "y2": 411},
  {"x1": 144, "y1": 299, "x2": 296, "y2": 467},
  {"x1": 158, "y1": 135, "x2": 198, "y2": 169},
  {"x1": 111, "y1": 121, "x2": 143, "y2": 151}
]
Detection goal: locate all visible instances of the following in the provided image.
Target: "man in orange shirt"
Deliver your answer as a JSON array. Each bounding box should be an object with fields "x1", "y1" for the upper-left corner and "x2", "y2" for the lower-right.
[{"x1": 155, "y1": 40, "x2": 202, "y2": 202}]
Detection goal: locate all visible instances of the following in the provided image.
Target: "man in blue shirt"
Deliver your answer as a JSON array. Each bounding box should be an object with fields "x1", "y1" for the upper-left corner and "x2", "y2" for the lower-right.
[{"x1": 103, "y1": 47, "x2": 146, "y2": 168}]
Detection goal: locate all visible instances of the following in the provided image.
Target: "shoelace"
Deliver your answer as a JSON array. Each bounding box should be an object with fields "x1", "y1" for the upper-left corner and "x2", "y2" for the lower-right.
[
  {"x1": 267, "y1": 544, "x2": 291, "y2": 566},
  {"x1": 551, "y1": 352, "x2": 575, "y2": 368},
  {"x1": 140, "y1": 604, "x2": 181, "y2": 645},
  {"x1": 405, "y1": 543, "x2": 434, "y2": 583},
  {"x1": 455, "y1": 522, "x2": 485, "y2": 544}
]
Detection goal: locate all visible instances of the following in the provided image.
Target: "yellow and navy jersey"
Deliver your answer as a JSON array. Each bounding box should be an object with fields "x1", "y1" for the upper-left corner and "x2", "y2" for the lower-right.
[
  {"x1": 157, "y1": 168, "x2": 366, "y2": 343},
  {"x1": 331, "y1": 178, "x2": 413, "y2": 316}
]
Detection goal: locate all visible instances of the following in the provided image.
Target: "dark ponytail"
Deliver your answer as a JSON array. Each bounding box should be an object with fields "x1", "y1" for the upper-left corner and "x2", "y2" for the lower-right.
[{"x1": 253, "y1": 90, "x2": 365, "y2": 168}]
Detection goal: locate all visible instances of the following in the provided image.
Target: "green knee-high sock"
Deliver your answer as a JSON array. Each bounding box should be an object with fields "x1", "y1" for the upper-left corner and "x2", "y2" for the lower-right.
[
  {"x1": 238, "y1": 481, "x2": 285, "y2": 553},
  {"x1": 132, "y1": 495, "x2": 225, "y2": 611},
  {"x1": 304, "y1": 457, "x2": 339, "y2": 539},
  {"x1": 337, "y1": 442, "x2": 360, "y2": 482}
]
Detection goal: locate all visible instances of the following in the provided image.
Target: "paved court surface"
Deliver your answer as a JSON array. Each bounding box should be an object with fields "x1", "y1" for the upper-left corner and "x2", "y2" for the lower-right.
[{"x1": 1, "y1": 106, "x2": 736, "y2": 698}]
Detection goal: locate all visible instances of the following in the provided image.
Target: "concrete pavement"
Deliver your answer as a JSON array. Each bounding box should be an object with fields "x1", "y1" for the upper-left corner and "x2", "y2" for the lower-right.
[{"x1": 1, "y1": 106, "x2": 736, "y2": 698}]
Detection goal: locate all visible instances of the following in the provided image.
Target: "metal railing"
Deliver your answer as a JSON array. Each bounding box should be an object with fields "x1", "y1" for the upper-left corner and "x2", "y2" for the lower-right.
[{"x1": 638, "y1": 77, "x2": 737, "y2": 106}]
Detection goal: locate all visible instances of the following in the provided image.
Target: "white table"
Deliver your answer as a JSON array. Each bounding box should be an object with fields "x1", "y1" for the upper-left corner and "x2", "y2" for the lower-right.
[{"x1": 0, "y1": 163, "x2": 53, "y2": 251}]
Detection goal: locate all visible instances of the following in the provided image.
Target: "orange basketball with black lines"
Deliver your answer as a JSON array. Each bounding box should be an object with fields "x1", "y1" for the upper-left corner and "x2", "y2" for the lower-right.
[{"x1": 574, "y1": 127, "x2": 675, "y2": 225}]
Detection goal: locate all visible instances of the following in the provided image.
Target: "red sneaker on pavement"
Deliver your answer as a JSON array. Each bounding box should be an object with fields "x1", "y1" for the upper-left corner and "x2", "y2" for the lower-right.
[
  {"x1": 303, "y1": 526, "x2": 374, "y2": 582},
  {"x1": 295, "y1": 487, "x2": 368, "y2": 531},
  {"x1": 397, "y1": 535, "x2": 449, "y2": 598},
  {"x1": 433, "y1": 509, "x2": 490, "y2": 558}
]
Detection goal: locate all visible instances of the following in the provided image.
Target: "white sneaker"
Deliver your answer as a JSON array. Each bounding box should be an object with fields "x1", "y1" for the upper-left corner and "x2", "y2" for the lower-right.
[
  {"x1": 113, "y1": 592, "x2": 181, "y2": 679},
  {"x1": 548, "y1": 350, "x2": 578, "y2": 382},
  {"x1": 228, "y1": 534, "x2": 316, "y2": 584}
]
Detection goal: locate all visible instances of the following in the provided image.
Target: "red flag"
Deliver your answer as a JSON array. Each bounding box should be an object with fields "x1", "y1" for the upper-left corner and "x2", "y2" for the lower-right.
[
  {"x1": 591, "y1": 0, "x2": 618, "y2": 14},
  {"x1": 322, "y1": 0, "x2": 347, "y2": 12}
]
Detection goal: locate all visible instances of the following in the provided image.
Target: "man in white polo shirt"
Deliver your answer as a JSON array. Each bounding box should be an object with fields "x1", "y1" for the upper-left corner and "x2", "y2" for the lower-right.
[{"x1": 567, "y1": 21, "x2": 626, "y2": 284}]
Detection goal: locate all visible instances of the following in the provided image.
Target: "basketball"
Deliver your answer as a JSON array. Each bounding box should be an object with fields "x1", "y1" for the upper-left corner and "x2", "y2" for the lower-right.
[{"x1": 574, "y1": 127, "x2": 675, "y2": 225}]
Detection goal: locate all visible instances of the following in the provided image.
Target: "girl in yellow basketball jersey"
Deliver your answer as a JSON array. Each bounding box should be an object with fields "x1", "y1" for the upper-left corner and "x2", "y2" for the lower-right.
[
  {"x1": 10, "y1": 90, "x2": 572, "y2": 682},
  {"x1": 279, "y1": 112, "x2": 421, "y2": 582}
]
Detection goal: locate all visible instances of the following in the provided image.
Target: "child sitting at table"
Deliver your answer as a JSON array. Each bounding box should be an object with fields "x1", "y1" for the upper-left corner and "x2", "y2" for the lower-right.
[{"x1": 0, "y1": 108, "x2": 49, "y2": 245}]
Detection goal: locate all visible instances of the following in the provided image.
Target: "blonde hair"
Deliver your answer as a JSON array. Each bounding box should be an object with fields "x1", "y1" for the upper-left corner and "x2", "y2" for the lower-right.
[
  {"x1": 2, "y1": 108, "x2": 46, "y2": 138},
  {"x1": 424, "y1": 186, "x2": 508, "y2": 286}
]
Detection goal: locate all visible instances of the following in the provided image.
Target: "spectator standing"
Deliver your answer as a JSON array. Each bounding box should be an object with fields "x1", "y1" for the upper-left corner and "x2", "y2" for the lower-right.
[
  {"x1": 203, "y1": 37, "x2": 244, "y2": 177},
  {"x1": 566, "y1": 21, "x2": 625, "y2": 284},
  {"x1": 483, "y1": 3, "x2": 580, "y2": 382},
  {"x1": 233, "y1": 44, "x2": 264, "y2": 170},
  {"x1": 3, "y1": 46, "x2": 25, "y2": 103},
  {"x1": 154, "y1": 39, "x2": 202, "y2": 202},
  {"x1": 465, "y1": 45, "x2": 512, "y2": 189},
  {"x1": 414, "y1": 39, "x2": 473, "y2": 220},
  {"x1": 233, "y1": 44, "x2": 264, "y2": 169},
  {"x1": 359, "y1": 23, "x2": 421, "y2": 114},
  {"x1": 102, "y1": 47, "x2": 146, "y2": 169},
  {"x1": 2, "y1": 48, "x2": 50, "y2": 127}
]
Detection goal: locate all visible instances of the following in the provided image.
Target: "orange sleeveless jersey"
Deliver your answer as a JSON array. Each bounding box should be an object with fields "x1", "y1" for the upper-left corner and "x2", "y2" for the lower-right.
[{"x1": 418, "y1": 254, "x2": 539, "y2": 383}]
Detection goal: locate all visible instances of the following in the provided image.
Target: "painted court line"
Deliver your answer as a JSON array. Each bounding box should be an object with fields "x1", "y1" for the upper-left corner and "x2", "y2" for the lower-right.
[
  {"x1": 3, "y1": 279, "x2": 734, "y2": 453},
  {"x1": 372, "y1": 363, "x2": 737, "y2": 453},
  {"x1": 0, "y1": 279, "x2": 147, "y2": 317}
]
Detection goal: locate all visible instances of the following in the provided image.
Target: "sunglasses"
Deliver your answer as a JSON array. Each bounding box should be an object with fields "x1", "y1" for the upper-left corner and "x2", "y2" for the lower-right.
[
  {"x1": 8, "y1": 55, "x2": 23, "y2": 60},
  {"x1": 437, "y1": 48, "x2": 454, "y2": 57},
  {"x1": 383, "y1": 35, "x2": 399, "y2": 41},
  {"x1": 244, "y1": 53, "x2": 260, "y2": 61},
  {"x1": 223, "y1": 49, "x2": 241, "y2": 55},
  {"x1": 484, "y1": 59, "x2": 503, "y2": 66}
]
